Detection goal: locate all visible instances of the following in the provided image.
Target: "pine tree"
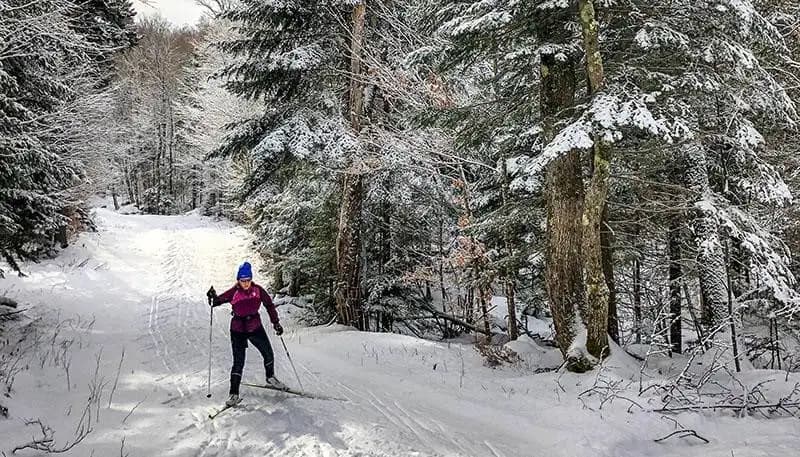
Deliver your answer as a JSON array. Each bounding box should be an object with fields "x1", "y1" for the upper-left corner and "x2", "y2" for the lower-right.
[
  {"x1": 423, "y1": 0, "x2": 604, "y2": 368},
  {"x1": 597, "y1": 0, "x2": 800, "y2": 326},
  {"x1": 73, "y1": 0, "x2": 138, "y2": 81},
  {"x1": 0, "y1": 2, "x2": 93, "y2": 273},
  {"x1": 215, "y1": 1, "x2": 440, "y2": 328},
  {"x1": 423, "y1": 0, "x2": 798, "y2": 366}
]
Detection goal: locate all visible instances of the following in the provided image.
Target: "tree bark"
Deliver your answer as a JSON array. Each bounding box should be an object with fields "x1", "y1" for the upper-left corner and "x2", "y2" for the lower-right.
[
  {"x1": 725, "y1": 240, "x2": 741, "y2": 371},
  {"x1": 438, "y1": 216, "x2": 447, "y2": 311},
  {"x1": 155, "y1": 122, "x2": 163, "y2": 214},
  {"x1": 124, "y1": 161, "x2": 134, "y2": 204},
  {"x1": 134, "y1": 169, "x2": 141, "y2": 208},
  {"x1": 500, "y1": 159, "x2": 519, "y2": 340},
  {"x1": 335, "y1": 1, "x2": 367, "y2": 329},
  {"x1": 633, "y1": 254, "x2": 642, "y2": 344},
  {"x1": 668, "y1": 216, "x2": 683, "y2": 354},
  {"x1": 336, "y1": 173, "x2": 364, "y2": 328},
  {"x1": 579, "y1": 0, "x2": 611, "y2": 360},
  {"x1": 272, "y1": 266, "x2": 285, "y2": 292},
  {"x1": 348, "y1": 2, "x2": 367, "y2": 133},
  {"x1": 290, "y1": 269, "x2": 301, "y2": 297},
  {"x1": 505, "y1": 280, "x2": 519, "y2": 340},
  {"x1": 466, "y1": 288, "x2": 474, "y2": 325},
  {"x1": 479, "y1": 291, "x2": 491, "y2": 343},
  {"x1": 684, "y1": 142, "x2": 727, "y2": 329},
  {"x1": 541, "y1": 45, "x2": 587, "y2": 370},
  {"x1": 168, "y1": 103, "x2": 175, "y2": 198},
  {"x1": 545, "y1": 149, "x2": 588, "y2": 369},
  {"x1": 602, "y1": 204, "x2": 619, "y2": 344},
  {"x1": 112, "y1": 187, "x2": 120, "y2": 210},
  {"x1": 379, "y1": 196, "x2": 391, "y2": 274}
]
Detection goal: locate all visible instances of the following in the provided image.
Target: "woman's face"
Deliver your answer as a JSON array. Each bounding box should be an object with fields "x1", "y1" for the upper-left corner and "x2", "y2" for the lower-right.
[{"x1": 239, "y1": 278, "x2": 252, "y2": 290}]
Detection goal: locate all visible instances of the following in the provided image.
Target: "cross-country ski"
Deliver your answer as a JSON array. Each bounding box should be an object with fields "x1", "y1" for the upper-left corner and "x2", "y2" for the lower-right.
[
  {"x1": 241, "y1": 383, "x2": 346, "y2": 402},
  {"x1": 208, "y1": 402, "x2": 239, "y2": 421}
]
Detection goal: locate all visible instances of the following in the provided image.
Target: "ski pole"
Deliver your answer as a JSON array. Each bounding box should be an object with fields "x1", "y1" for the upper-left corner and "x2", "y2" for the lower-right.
[
  {"x1": 207, "y1": 296, "x2": 213, "y2": 398},
  {"x1": 279, "y1": 336, "x2": 303, "y2": 391}
]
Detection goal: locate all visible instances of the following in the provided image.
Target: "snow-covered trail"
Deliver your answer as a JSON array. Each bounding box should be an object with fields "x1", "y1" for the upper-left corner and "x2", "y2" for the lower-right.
[{"x1": 2, "y1": 209, "x2": 799, "y2": 457}]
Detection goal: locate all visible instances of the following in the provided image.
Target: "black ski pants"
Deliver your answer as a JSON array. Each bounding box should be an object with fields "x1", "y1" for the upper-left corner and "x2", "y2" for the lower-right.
[{"x1": 229, "y1": 325, "x2": 274, "y2": 395}]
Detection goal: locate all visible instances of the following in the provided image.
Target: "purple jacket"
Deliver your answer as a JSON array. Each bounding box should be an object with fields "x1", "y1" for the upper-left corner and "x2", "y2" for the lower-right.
[{"x1": 216, "y1": 283, "x2": 279, "y2": 333}]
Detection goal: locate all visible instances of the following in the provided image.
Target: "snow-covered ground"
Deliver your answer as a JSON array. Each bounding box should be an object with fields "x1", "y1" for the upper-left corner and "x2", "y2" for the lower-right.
[{"x1": 1, "y1": 209, "x2": 799, "y2": 456}]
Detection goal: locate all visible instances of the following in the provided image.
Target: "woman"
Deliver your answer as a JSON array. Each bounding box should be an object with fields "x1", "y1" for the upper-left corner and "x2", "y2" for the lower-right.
[{"x1": 207, "y1": 261, "x2": 286, "y2": 406}]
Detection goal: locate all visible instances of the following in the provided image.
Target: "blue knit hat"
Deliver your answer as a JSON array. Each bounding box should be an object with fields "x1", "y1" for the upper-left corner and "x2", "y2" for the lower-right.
[{"x1": 236, "y1": 262, "x2": 253, "y2": 280}]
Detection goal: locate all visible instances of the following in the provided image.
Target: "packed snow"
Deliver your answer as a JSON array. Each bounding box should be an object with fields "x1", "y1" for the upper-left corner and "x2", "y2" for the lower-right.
[{"x1": 1, "y1": 209, "x2": 799, "y2": 456}]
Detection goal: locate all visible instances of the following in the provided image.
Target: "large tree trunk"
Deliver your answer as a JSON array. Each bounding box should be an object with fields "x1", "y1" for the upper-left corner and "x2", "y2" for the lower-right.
[
  {"x1": 545, "y1": 150, "x2": 588, "y2": 370},
  {"x1": 579, "y1": 0, "x2": 611, "y2": 360},
  {"x1": 540, "y1": 40, "x2": 588, "y2": 370},
  {"x1": 335, "y1": 1, "x2": 367, "y2": 329},
  {"x1": 348, "y1": 2, "x2": 366, "y2": 133},
  {"x1": 336, "y1": 172, "x2": 364, "y2": 328},
  {"x1": 684, "y1": 142, "x2": 727, "y2": 329},
  {"x1": 668, "y1": 216, "x2": 683, "y2": 354}
]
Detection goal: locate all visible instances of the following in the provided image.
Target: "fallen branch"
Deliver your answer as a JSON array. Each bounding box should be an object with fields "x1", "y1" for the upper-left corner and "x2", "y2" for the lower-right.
[
  {"x1": 11, "y1": 418, "x2": 90, "y2": 454},
  {"x1": 0, "y1": 309, "x2": 25, "y2": 320},
  {"x1": 654, "y1": 429, "x2": 709, "y2": 444},
  {"x1": 398, "y1": 304, "x2": 493, "y2": 336},
  {"x1": 654, "y1": 402, "x2": 800, "y2": 413}
]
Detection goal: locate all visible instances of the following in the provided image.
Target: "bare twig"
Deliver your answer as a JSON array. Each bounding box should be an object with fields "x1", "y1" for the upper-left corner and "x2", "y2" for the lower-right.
[
  {"x1": 108, "y1": 348, "x2": 125, "y2": 409},
  {"x1": 654, "y1": 429, "x2": 710, "y2": 444},
  {"x1": 122, "y1": 397, "x2": 147, "y2": 424},
  {"x1": 11, "y1": 418, "x2": 91, "y2": 454}
]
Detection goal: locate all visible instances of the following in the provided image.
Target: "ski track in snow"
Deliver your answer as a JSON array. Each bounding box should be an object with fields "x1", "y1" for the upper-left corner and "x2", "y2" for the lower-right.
[{"x1": 3, "y1": 209, "x2": 800, "y2": 457}]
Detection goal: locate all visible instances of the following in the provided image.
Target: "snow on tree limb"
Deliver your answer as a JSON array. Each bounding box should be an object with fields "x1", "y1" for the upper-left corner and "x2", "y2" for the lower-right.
[
  {"x1": 696, "y1": 196, "x2": 800, "y2": 316},
  {"x1": 509, "y1": 94, "x2": 678, "y2": 192}
]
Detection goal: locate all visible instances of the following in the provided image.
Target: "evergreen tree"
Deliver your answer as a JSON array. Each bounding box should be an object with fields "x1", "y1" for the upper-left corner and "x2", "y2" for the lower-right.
[
  {"x1": 73, "y1": 0, "x2": 138, "y2": 80},
  {"x1": 595, "y1": 0, "x2": 799, "y2": 324},
  {"x1": 0, "y1": 1, "x2": 92, "y2": 273},
  {"x1": 424, "y1": 0, "x2": 799, "y2": 366},
  {"x1": 0, "y1": 0, "x2": 138, "y2": 275},
  {"x1": 215, "y1": 1, "x2": 446, "y2": 327}
]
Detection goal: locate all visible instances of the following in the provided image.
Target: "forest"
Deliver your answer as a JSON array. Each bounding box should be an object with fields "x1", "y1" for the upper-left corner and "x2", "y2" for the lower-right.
[{"x1": 3, "y1": 0, "x2": 800, "y2": 454}]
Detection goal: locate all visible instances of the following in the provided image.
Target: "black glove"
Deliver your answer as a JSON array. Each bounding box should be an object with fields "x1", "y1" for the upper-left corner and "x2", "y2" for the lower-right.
[
  {"x1": 273, "y1": 323, "x2": 284, "y2": 336},
  {"x1": 207, "y1": 286, "x2": 218, "y2": 306}
]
